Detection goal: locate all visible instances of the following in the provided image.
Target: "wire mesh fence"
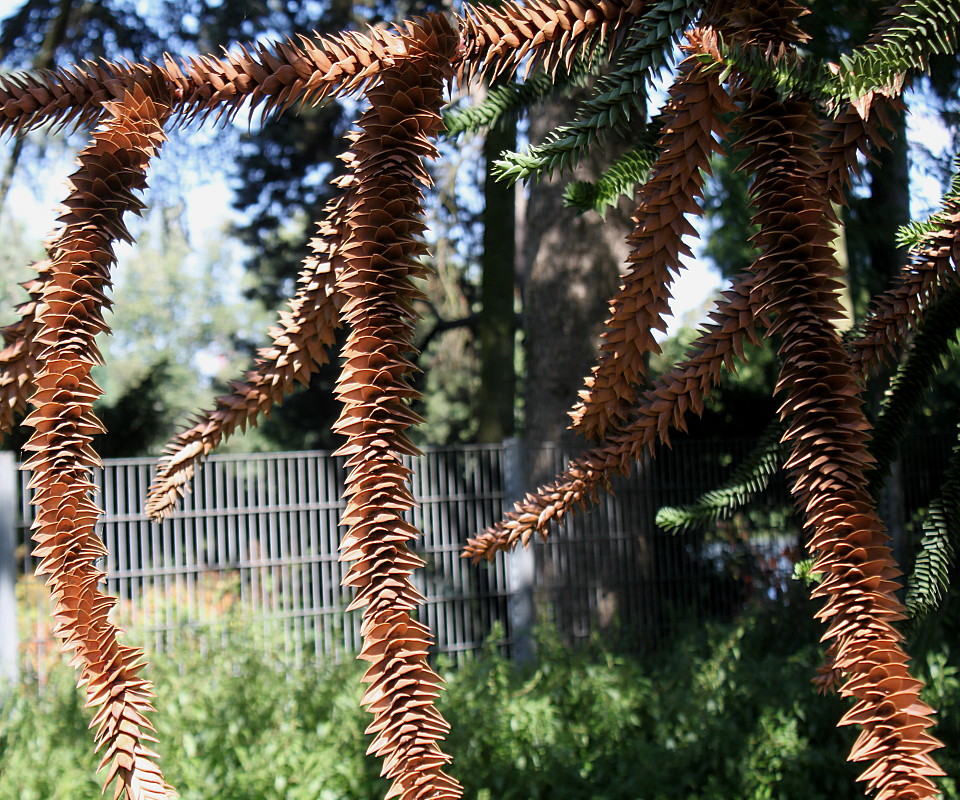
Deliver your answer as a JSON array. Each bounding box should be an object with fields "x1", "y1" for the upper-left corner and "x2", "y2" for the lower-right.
[{"x1": 10, "y1": 434, "x2": 945, "y2": 683}]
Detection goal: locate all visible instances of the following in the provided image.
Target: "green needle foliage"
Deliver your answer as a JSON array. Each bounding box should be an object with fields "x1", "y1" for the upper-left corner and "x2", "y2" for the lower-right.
[
  {"x1": 562, "y1": 132, "x2": 660, "y2": 214},
  {"x1": 1, "y1": 612, "x2": 879, "y2": 800},
  {"x1": 907, "y1": 426, "x2": 960, "y2": 623},
  {"x1": 691, "y1": 0, "x2": 960, "y2": 111},
  {"x1": 829, "y1": 0, "x2": 960, "y2": 100},
  {"x1": 493, "y1": 0, "x2": 698, "y2": 183},
  {"x1": 443, "y1": 55, "x2": 595, "y2": 137},
  {"x1": 897, "y1": 163, "x2": 960, "y2": 250},
  {"x1": 694, "y1": 42, "x2": 833, "y2": 104},
  {"x1": 444, "y1": 72, "x2": 559, "y2": 136},
  {"x1": 655, "y1": 421, "x2": 786, "y2": 534},
  {"x1": 870, "y1": 285, "x2": 960, "y2": 487}
]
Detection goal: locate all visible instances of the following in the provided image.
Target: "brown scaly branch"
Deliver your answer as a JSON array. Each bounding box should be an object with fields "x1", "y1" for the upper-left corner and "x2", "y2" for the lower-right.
[
  {"x1": 0, "y1": 61, "x2": 169, "y2": 136},
  {"x1": 19, "y1": 82, "x2": 174, "y2": 800},
  {"x1": 464, "y1": 271, "x2": 761, "y2": 560},
  {"x1": 817, "y1": 97, "x2": 898, "y2": 205},
  {"x1": 143, "y1": 176, "x2": 351, "y2": 521},
  {"x1": 330, "y1": 14, "x2": 463, "y2": 800},
  {"x1": 458, "y1": 0, "x2": 649, "y2": 82},
  {"x1": 568, "y1": 40, "x2": 734, "y2": 441},
  {"x1": 0, "y1": 25, "x2": 407, "y2": 137},
  {"x1": 468, "y1": 2, "x2": 909, "y2": 558},
  {"x1": 737, "y1": 81, "x2": 941, "y2": 800},
  {"x1": 168, "y1": 27, "x2": 408, "y2": 126},
  {"x1": 0, "y1": 260, "x2": 49, "y2": 436}
]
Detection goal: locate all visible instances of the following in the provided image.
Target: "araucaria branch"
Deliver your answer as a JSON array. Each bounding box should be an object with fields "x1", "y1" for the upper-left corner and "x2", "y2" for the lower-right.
[
  {"x1": 20, "y1": 81, "x2": 174, "y2": 800},
  {"x1": 330, "y1": 16, "x2": 464, "y2": 800}
]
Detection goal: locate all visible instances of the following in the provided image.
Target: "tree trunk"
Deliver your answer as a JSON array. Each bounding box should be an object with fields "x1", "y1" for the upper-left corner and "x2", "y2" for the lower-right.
[
  {"x1": 863, "y1": 107, "x2": 910, "y2": 566},
  {"x1": 522, "y1": 95, "x2": 632, "y2": 474},
  {"x1": 520, "y1": 94, "x2": 636, "y2": 647},
  {"x1": 476, "y1": 117, "x2": 518, "y2": 443}
]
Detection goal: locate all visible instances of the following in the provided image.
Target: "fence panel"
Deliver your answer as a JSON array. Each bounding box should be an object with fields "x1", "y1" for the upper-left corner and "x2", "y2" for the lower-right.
[
  {"x1": 528, "y1": 438, "x2": 800, "y2": 650},
  {"x1": 18, "y1": 435, "x2": 943, "y2": 675},
  {"x1": 15, "y1": 446, "x2": 515, "y2": 681}
]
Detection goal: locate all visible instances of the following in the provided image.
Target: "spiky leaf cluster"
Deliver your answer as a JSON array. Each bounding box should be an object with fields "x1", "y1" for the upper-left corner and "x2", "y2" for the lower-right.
[
  {"x1": 829, "y1": 0, "x2": 960, "y2": 101},
  {"x1": 3, "y1": 1, "x2": 960, "y2": 799},
  {"x1": 562, "y1": 132, "x2": 659, "y2": 212}
]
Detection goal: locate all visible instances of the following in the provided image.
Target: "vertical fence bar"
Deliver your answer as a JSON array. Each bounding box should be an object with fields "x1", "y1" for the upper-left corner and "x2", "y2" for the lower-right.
[
  {"x1": 504, "y1": 437, "x2": 534, "y2": 664},
  {"x1": 0, "y1": 451, "x2": 18, "y2": 685}
]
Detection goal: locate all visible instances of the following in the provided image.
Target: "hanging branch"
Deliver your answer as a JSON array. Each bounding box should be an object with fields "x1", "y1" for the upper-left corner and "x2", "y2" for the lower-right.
[
  {"x1": 464, "y1": 270, "x2": 761, "y2": 559},
  {"x1": 144, "y1": 178, "x2": 350, "y2": 521},
  {"x1": 330, "y1": 15, "x2": 463, "y2": 800},
  {"x1": 569, "y1": 35, "x2": 735, "y2": 441},
  {"x1": 20, "y1": 81, "x2": 174, "y2": 800},
  {"x1": 735, "y1": 78, "x2": 942, "y2": 800}
]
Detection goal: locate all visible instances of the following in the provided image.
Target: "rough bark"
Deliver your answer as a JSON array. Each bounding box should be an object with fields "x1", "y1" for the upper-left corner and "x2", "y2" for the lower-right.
[{"x1": 522, "y1": 92, "x2": 632, "y2": 478}]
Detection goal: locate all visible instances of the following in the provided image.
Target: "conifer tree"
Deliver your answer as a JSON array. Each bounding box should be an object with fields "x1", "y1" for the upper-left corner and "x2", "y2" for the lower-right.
[{"x1": 0, "y1": 0, "x2": 960, "y2": 799}]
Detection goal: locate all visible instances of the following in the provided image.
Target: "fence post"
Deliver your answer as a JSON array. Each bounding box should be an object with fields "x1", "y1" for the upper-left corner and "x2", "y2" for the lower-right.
[
  {"x1": 504, "y1": 437, "x2": 535, "y2": 664},
  {"x1": 0, "y1": 451, "x2": 18, "y2": 685}
]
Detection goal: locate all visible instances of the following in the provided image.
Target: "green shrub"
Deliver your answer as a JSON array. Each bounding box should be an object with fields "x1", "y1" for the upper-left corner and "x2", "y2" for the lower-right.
[{"x1": 3, "y1": 599, "x2": 958, "y2": 799}]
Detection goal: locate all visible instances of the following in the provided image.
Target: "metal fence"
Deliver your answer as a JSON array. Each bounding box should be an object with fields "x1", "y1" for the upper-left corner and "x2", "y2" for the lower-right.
[{"x1": 11, "y1": 434, "x2": 947, "y2": 681}]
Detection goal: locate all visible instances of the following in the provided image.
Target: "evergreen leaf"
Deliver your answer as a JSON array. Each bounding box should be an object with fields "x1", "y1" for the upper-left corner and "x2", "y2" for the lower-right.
[
  {"x1": 655, "y1": 422, "x2": 785, "y2": 534},
  {"x1": 443, "y1": 54, "x2": 598, "y2": 137},
  {"x1": 444, "y1": 72, "x2": 557, "y2": 137},
  {"x1": 704, "y1": 38, "x2": 834, "y2": 102},
  {"x1": 906, "y1": 425, "x2": 960, "y2": 622},
  {"x1": 493, "y1": 0, "x2": 698, "y2": 183},
  {"x1": 896, "y1": 159, "x2": 960, "y2": 250},
  {"x1": 870, "y1": 286, "x2": 960, "y2": 487},
  {"x1": 562, "y1": 135, "x2": 660, "y2": 214},
  {"x1": 828, "y1": 0, "x2": 960, "y2": 101}
]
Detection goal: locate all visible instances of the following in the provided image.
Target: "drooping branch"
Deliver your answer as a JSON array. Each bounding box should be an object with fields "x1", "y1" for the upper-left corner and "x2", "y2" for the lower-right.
[
  {"x1": 464, "y1": 271, "x2": 761, "y2": 560},
  {"x1": 569, "y1": 34, "x2": 735, "y2": 441},
  {"x1": 331, "y1": 15, "x2": 463, "y2": 800},
  {"x1": 20, "y1": 81, "x2": 174, "y2": 800},
  {"x1": 144, "y1": 179, "x2": 350, "y2": 521},
  {"x1": 737, "y1": 81, "x2": 941, "y2": 799},
  {"x1": 471, "y1": 1, "x2": 940, "y2": 563}
]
